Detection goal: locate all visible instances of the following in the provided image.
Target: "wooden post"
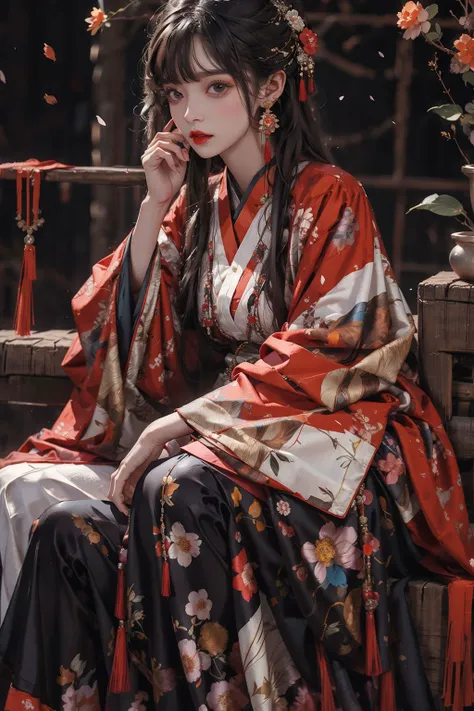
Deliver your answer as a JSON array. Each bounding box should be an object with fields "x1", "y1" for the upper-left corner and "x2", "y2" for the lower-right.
[{"x1": 90, "y1": 0, "x2": 127, "y2": 264}]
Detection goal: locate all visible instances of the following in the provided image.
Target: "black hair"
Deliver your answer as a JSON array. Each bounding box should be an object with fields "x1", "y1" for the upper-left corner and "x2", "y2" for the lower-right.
[{"x1": 142, "y1": 0, "x2": 331, "y2": 333}]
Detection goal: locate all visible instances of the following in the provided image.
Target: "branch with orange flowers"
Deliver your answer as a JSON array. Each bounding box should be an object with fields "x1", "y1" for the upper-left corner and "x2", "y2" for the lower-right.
[{"x1": 397, "y1": 2, "x2": 474, "y2": 224}]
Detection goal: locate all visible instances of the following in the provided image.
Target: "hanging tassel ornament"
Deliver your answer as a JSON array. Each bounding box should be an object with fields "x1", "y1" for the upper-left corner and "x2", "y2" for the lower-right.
[
  {"x1": 315, "y1": 641, "x2": 336, "y2": 711},
  {"x1": 160, "y1": 469, "x2": 178, "y2": 598},
  {"x1": 442, "y1": 580, "x2": 474, "y2": 711},
  {"x1": 14, "y1": 170, "x2": 44, "y2": 336},
  {"x1": 298, "y1": 75, "x2": 308, "y2": 102},
  {"x1": 355, "y1": 489, "x2": 383, "y2": 677},
  {"x1": 380, "y1": 670, "x2": 396, "y2": 711},
  {"x1": 259, "y1": 101, "x2": 280, "y2": 164},
  {"x1": 109, "y1": 534, "x2": 131, "y2": 693}
]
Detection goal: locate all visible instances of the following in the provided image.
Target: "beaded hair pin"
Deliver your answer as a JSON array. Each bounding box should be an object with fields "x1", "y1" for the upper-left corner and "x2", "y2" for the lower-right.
[{"x1": 269, "y1": 0, "x2": 318, "y2": 101}]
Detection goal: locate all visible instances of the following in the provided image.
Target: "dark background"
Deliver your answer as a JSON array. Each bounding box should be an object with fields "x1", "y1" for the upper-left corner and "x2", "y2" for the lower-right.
[{"x1": 0, "y1": 0, "x2": 470, "y2": 328}]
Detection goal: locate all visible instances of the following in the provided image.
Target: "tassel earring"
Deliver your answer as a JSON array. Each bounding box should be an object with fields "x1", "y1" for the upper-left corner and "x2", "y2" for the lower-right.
[{"x1": 259, "y1": 101, "x2": 280, "y2": 164}]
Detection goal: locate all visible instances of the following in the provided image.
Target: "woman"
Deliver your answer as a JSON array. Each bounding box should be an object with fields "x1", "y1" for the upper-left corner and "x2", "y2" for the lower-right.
[{"x1": 0, "y1": 0, "x2": 473, "y2": 709}]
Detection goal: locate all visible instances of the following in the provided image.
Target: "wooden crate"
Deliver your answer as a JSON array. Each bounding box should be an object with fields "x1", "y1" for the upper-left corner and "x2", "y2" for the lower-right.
[{"x1": 418, "y1": 272, "x2": 474, "y2": 512}]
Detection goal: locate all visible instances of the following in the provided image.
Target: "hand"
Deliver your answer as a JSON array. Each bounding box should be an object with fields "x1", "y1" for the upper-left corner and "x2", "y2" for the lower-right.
[
  {"x1": 141, "y1": 119, "x2": 189, "y2": 207},
  {"x1": 107, "y1": 413, "x2": 193, "y2": 514},
  {"x1": 108, "y1": 425, "x2": 166, "y2": 515}
]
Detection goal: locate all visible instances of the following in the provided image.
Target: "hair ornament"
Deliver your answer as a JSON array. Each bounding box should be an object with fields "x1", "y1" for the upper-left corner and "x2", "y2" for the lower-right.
[{"x1": 269, "y1": 0, "x2": 318, "y2": 100}]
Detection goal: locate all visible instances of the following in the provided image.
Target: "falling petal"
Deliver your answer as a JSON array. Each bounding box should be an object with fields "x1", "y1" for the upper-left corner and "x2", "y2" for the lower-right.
[
  {"x1": 339, "y1": 95, "x2": 345, "y2": 101},
  {"x1": 369, "y1": 95, "x2": 375, "y2": 101},
  {"x1": 378, "y1": 51, "x2": 385, "y2": 58},
  {"x1": 96, "y1": 115, "x2": 106, "y2": 126},
  {"x1": 0, "y1": 70, "x2": 5, "y2": 84},
  {"x1": 43, "y1": 44, "x2": 56, "y2": 62},
  {"x1": 44, "y1": 93, "x2": 58, "y2": 105}
]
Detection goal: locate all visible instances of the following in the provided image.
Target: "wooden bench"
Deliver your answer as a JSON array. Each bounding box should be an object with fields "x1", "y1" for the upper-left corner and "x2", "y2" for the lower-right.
[
  {"x1": 0, "y1": 330, "x2": 75, "y2": 407},
  {"x1": 0, "y1": 330, "x2": 76, "y2": 456}
]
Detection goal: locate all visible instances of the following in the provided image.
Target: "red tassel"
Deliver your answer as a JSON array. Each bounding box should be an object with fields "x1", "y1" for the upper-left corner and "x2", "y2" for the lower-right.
[
  {"x1": 299, "y1": 77, "x2": 308, "y2": 102},
  {"x1": 315, "y1": 641, "x2": 336, "y2": 711},
  {"x1": 380, "y1": 670, "x2": 396, "y2": 711},
  {"x1": 161, "y1": 559, "x2": 171, "y2": 597},
  {"x1": 108, "y1": 622, "x2": 131, "y2": 694},
  {"x1": 14, "y1": 244, "x2": 36, "y2": 336},
  {"x1": 365, "y1": 611, "x2": 383, "y2": 676},
  {"x1": 308, "y1": 76, "x2": 315, "y2": 94},
  {"x1": 264, "y1": 137, "x2": 272, "y2": 164},
  {"x1": 442, "y1": 580, "x2": 474, "y2": 711},
  {"x1": 114, "y1": 566, "x2": 125, "y2": 620}
]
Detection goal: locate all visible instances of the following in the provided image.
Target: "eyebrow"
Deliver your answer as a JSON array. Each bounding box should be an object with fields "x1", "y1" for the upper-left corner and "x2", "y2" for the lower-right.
[{"x1": 163, "y1": 70, "x2": 228, "y2": 84}]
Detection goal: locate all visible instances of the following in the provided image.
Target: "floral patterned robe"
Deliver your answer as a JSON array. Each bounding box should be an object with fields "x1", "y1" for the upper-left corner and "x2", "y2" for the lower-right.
[{"x1": 1, "y1": 161, "x2": 473, "y2": 711}]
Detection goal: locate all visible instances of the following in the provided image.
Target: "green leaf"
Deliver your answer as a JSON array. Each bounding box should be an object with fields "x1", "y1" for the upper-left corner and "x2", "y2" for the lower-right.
[
  {"x1": 424, "y1": 30, "x2": 440, "y2": 41},
  {"x1": 275, "y1": 451, "x2": 290, "y2": 462},
  {"x1": 407, "y1": 193, "x2": 466, "y2": 217},
  {"x1": 435, "y1": 22, "x2": 443, "y2": 39},
  {"x1": 428, "y1": 104, "x2": 463, "y2": 121},
  {"x1": 425, "y1": 3, "x2": 438, "y2": 19},
  {"x1": 463, "y1": 71, "x2": 474, "y2": 86}
]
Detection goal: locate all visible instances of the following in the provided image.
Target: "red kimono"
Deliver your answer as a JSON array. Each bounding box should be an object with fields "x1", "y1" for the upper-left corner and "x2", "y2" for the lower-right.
[{"x1": 1, "y1": 162, "x2": 472, "y2": 711}]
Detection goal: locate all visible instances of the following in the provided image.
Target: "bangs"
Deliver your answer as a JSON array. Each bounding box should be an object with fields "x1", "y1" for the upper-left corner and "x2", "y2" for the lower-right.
[{"x1": 153, "y1": 14, "x2": 239, "y2": 86}]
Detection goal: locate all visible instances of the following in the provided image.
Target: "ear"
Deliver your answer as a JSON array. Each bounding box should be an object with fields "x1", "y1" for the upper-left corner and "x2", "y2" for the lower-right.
[{"x1": 258, "y1": 70, "x2": 287, "y2": 106}]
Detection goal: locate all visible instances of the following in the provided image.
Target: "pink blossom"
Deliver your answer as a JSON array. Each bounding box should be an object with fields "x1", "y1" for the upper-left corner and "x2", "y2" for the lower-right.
[
  {"x1": 62, "y1": 684, "x2": 99, "y2": 711},
  {"x1": 207, "y1": 680, "x2": 247, "y2": 711},
  {"x1": 290, "y1": 685, "x2": 318, "y2": 710},
  {"x1": 302, "y1": 522, "x2": 362, "y2": 587},
  {"x1": 276, "y1": 500, "x2": 291, "y2": 516},
  {"x1": 185, "y1": 589, "x2": 213, "y2": 620},
  {"x1": 377, "y1": 452, "x2": 405, "y2": 485},
  {"x1": 168, "y1": 522, "x2": 202, "y2": 567},
  {"x1": 178, "y1": 639, "x2": 210, "y2": 683}
]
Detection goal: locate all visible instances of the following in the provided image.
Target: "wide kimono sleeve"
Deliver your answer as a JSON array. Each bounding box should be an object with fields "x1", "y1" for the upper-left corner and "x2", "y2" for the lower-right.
[
  {"x1": 177, "y1": 167, "x2": 417, "y2": 518},
  {"x1": 2, "y1": 188, "x2": 194, "y2": 466}
]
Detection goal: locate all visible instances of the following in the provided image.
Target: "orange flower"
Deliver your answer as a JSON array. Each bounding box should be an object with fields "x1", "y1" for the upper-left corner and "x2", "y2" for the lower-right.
[
  {"x1": 397, "y1": 2, "x2": 430, "y2": 39},
  {"x1": 454, "y1": 34, "x2": 474, "y2": 71},
  {"x1": 85, "y1": 7, "x2": 108, "y2": 36},
  {"x1": 43, "y1": 44, "x2": 56, "y2": 61}
]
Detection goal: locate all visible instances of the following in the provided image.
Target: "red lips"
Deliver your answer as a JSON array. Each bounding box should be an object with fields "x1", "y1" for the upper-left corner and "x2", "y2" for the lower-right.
[{"x1": 190, "y1": 131, "x2": 214, "y2": 145}]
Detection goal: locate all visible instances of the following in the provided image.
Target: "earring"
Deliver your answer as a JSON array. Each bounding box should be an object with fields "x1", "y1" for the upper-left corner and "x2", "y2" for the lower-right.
[{"x1": 259, "y1": 101, "x2": 280, "y2": 163}]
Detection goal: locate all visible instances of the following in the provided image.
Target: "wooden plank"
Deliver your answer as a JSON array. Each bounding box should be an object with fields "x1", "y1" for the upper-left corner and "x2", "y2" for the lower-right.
[
  {"x1": 419, "y1": 352, "x2": 453, "y2": 422},
  {"x1": 447, "y1": 417, "x2": 474, "y2": 460},
  {"x1": 0, "y1": 375, "x2": 72, "y2": 406},
  {"x1": 0, "y1": 330, "x2": 76, "y2": 377},
  {"x1": 4, "y1": 336, "x2": 44, "y2": 376},
  {"x1": 418, "y1": 299, "x2": 450, "y2": 356},
  {"x1": 0, "y1": 168, "x2": 468, "y2": 193},
  {"x1": 452, "y1": 381, "x2": 474, "y2": 400},
  {"x1": 445, "y1": 302, "x2": 473, "y2": 352}
]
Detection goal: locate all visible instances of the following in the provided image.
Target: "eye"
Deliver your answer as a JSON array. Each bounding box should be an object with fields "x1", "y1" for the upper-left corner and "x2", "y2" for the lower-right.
[
  {"x1": 208, "y1": 81, "x2": 232, "y2": 96},
  {"x1": 164, "y1": 88, "x2": 183, "y2": 103}
]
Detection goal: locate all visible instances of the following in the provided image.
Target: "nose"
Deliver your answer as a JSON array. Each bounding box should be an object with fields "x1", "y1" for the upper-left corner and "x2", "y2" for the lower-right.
[{"x1": 183, "y1": 100, "x2": 204, "y2": 124}]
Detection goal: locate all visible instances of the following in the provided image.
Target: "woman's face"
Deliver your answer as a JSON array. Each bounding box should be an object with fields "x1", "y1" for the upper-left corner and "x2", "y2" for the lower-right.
[{"x1": 162, "y1": 37, "x2": 257, "y2": 159}]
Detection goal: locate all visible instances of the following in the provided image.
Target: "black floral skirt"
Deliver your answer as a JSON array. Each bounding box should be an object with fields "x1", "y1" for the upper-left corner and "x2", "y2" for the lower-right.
[{"x1": 0, "y1": 430, "x2": 441, "y2": 711}]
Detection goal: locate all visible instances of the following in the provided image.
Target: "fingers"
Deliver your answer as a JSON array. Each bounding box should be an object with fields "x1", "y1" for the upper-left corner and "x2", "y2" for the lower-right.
[
  {"x1": 142, "y1": 143, "x2": 188, "y2": 172},
  {"x1": 108, "y1": 469, "x2": 129, "y2": 516},
  {"x1": 148, "y1": 124, "x2": 188, "y2": 151},
  {"x1": 144, "y1": 139, "x2": 188, "y2": 162}
]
